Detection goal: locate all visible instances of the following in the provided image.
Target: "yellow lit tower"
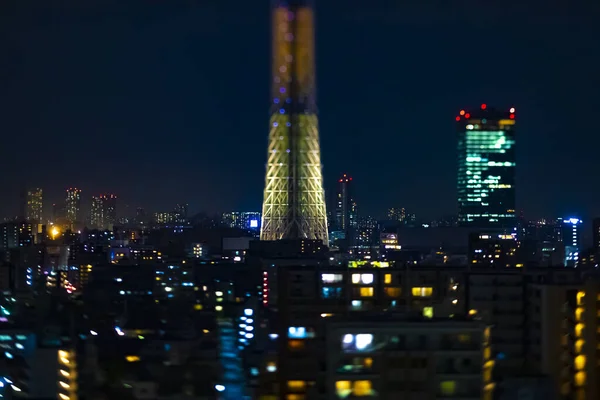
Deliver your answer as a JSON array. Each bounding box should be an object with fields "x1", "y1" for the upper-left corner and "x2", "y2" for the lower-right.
[
  {"x1": 260, "y1": 0, "x2": 328, "y2": 242},
  {"x1": 65, "y1": 188, "x2": 82, "y2": 225}
]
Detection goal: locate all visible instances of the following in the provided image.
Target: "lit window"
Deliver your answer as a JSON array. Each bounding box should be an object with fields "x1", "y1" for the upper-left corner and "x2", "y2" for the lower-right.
[
  {"x1": 356, "y1": 334, "x2": 373, "y2": 350},
  {"x1": 483, "y1": 367, "x2": 492, "y2": 382},
  {"x1": 457, "y1": 334, "x2": 470, "y2": 343},
  {"x1": 287, "y1": 380, "x2": 306, "y2": 391},
  {"x1": 575, "y1": 323, "x2": 585, "y2": 338},
  {"x1": 286, "y1": 395, "x2": 305, "y2": 400},
  {"x1": 322, "y1": 287, "x2": 343, "y2": 299},
  {"x1": 577, "y1": 291, "x2": 585, "y2": 306},
  {"x1": 384, "y1": 274, "x2": 392, "y2": 284},
  {"x1": 125, "y1": 355, "x2": 140, "y2": 362},
  {"x1": 574, "y1": 355, "x2": 586, "y2": 370},
  {"x1": 484, "y1": 347, "x2": 491, "y2": 360},
  {"x1": 575, "y1": 307, "x2": 584, "y2": 321},
  {"x1": 575, "y1": 339, "x2": 584, "y2": 353},
  {"x1": 440, "y1": 381, "x2": 456, "y2": 395},
  {"x1": 574, "y1": 371, "x2": 586, "y2": 386},
  {"x1": 352, "y1": 273, "x2": 373, "y2": 285},
  {"x1": 322, "y1": 273, "x2": 343, "y2": 284},
  {"x1": 411, "y1": 287, "x2": 433, "y2": 297},
  {"x1": 266, "y1": 361, "x2": 277, "y2": 372},
  {"x1": 384, "y1": 287, "x2": 401, "y2": 297},
  {"x1": 361, "y1": 274, "x2": 374, "y2": 284},
  {"x1": 336, "y1": 381, "x2": 351, "y2": 397},
  {"x1": 288, "y1": 340, "x2": 304, "y2": 350},
  {"x1": 353, "y1": 380, "x2": 373, "y2": 396},
  {"x1": 423, "y1": 307, "x2": 433, "y2": 318},
  {"x1": 360, "y1": 287, "x2": 374, "y2": 297},
  {"x1": 288, "y1": 327, "x2": 315, "y2": 339}
]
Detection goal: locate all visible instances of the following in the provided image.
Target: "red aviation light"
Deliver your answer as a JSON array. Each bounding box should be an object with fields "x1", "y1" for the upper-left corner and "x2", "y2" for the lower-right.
[
  {"x1": 459, "y1": 110, "x2": 465, "y2": 116},
  {"x1": 509, "y1": 114, "x2": 515, "y2": 119},
  {"x1": 465, "y1": 113, "x2": 471, "y2": 119},
  {"x1": 455, "y1": 116, "x2": 461, "y2": 121},
  {"x1": 481, "y1": 103, "x2": 487, "y2": 110}
]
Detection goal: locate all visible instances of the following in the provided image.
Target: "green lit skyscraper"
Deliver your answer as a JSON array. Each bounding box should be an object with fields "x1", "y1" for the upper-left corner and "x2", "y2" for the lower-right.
[{"x1": 456, "y1": 104, "x2": 516, "y2": 228}]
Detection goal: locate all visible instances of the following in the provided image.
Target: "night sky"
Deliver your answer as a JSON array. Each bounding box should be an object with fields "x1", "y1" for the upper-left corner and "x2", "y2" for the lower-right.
[{"x1": 1, "y1": 0, "x2": 599, "y2": 221}]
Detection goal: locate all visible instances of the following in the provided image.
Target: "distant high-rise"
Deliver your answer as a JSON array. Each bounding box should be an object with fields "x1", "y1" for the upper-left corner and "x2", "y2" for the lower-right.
[
  {"x1": 335, "y1": 174, "x2": 357, "y2": 245},
  {"x1": 103, "y1": 194, "x2": 117, "y2": 229},
  {"x1": 65, "y1": 188, "x2": 82, "y2": 224},
  {"x1": 223, "y1": 212, "x2": 261, "y2": 232},
  {"x1": 22, "y1": 188, "x2": 43, "y2": 222},
  {"x1": 90, "y1": 196, "x2": 104, "y2": 229},
  {"x1": 173, "y1": 203, "x2": 188, "y2": 224},
  {"x1": 560, "y1": 217, "x2": 582, "y2": 266},
  {"x1": 335, "y1": 174, "x2": 356, "y2": 230},
  {"x1": 457, "y1": 105, "x2": 516, "y2": 228},
  {"x1": 90, "y1": 194, "x2": 117, "y2": 229},
  {"x1": 260, "y1": 0, "x2": 328, "y2": 242},
  {"x1": 387, "y1": 207, "x2": 406, "y2": 222}
]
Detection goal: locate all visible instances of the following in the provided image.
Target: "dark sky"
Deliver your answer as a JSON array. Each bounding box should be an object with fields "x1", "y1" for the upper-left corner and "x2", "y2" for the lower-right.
[{"x1": 1, "y1": 0, "x2": 599, "y2": 221}]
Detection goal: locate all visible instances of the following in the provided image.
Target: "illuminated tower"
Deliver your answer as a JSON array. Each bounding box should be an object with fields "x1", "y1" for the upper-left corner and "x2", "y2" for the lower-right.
[
  {"x1": 65, "y1": 188, "x2": 82, "y2": 224},
  {"x1": 456, "y1": 104, "x2": 516, "y2": 228},
  {"x1": 260, "y1": 0, "x2": 328, "y2": 242},
  {"x1": 22, "y1": 188, "x2": 43, "y2": 222},
  {"x1": 335, "y1": 174, "x2": 357, "y2": 244},
  {"x1": 90, "y1": 196, "x2": 104, "y2": 229}
]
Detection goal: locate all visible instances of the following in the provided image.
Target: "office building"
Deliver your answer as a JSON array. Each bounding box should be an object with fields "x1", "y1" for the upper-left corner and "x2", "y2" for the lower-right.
[
  {"x1": 387, "y1": 207, "x2": 406, "y2": 222},
  {"x1": 0, "y1": 221, "x2": 34, "y2": 251},
  {"x1": 356, "y1": 216, "x2": 378, "y2": 250},
  {"x1": 65, "y1": 188, "x2": 81, "y2": 224},
  {"x1": 469, "y1": 232, "x2": 519, "y2": 267},
  {"x1": 334, "y1": 174, "x2": 357, "y2": 245},
  {"x1": 90, "y1": 196, "x2": 103, "y2": 229},
  {"x1": 173, "y1": 203, "x2": 188, "y2": 224},
  {"x1": 457, "y1": 105, "x2": 516, "y2": 228},
  {"x1": 222, "y1": 212, "x2": 261, "y2": 232},
  {"x1": 103, "y1": 194, "x2": 117, "y2": 229},
  {"x1": 560, "y1": 217, "x2": 582, "y2": 266},
  {"x1": 21, "y1": 188, "x2": 43, "y2": 223},
  {"x1": 260, "y1": 0, "x2": 328, "y2": 242},
  {"x1": 89, "y1": 194, "x2": 117, "y2": 230}
]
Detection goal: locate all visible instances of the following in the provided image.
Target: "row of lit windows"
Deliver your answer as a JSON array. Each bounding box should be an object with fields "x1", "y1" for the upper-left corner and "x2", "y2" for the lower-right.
[{"x1": 322, "y1": 286, "x2": 432, "y2": 299}]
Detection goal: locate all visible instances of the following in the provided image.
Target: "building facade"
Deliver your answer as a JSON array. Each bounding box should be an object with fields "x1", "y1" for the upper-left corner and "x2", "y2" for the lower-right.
[
  {"x1": 333, "y1": 174, "x2": 357, "y2": 246},
  {"x1": 22, "y1": 188, "x2": 43, "y2": 223},
  {"x1": 65, "y1": 188, "x2": 82, "y2": 225},
  {"x1": 457, "y1": 105, "x2": 516, "y2": 229}
]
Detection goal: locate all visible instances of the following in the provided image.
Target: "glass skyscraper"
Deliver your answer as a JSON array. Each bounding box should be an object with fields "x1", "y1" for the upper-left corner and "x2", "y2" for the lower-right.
[{"x1": 457, "y1": 104, "x2": 516, "y2": 228}]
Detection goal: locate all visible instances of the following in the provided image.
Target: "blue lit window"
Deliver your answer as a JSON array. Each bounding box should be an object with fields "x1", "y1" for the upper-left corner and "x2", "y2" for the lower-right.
[{"x1": 322, "y1": 287, "x2": 342, "y2": 299}]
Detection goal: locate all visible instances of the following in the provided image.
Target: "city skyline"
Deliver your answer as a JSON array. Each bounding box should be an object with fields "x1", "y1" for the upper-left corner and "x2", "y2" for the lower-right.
[{"x1": 0, "y1": 1, "x2": 599, "y2": 220}]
